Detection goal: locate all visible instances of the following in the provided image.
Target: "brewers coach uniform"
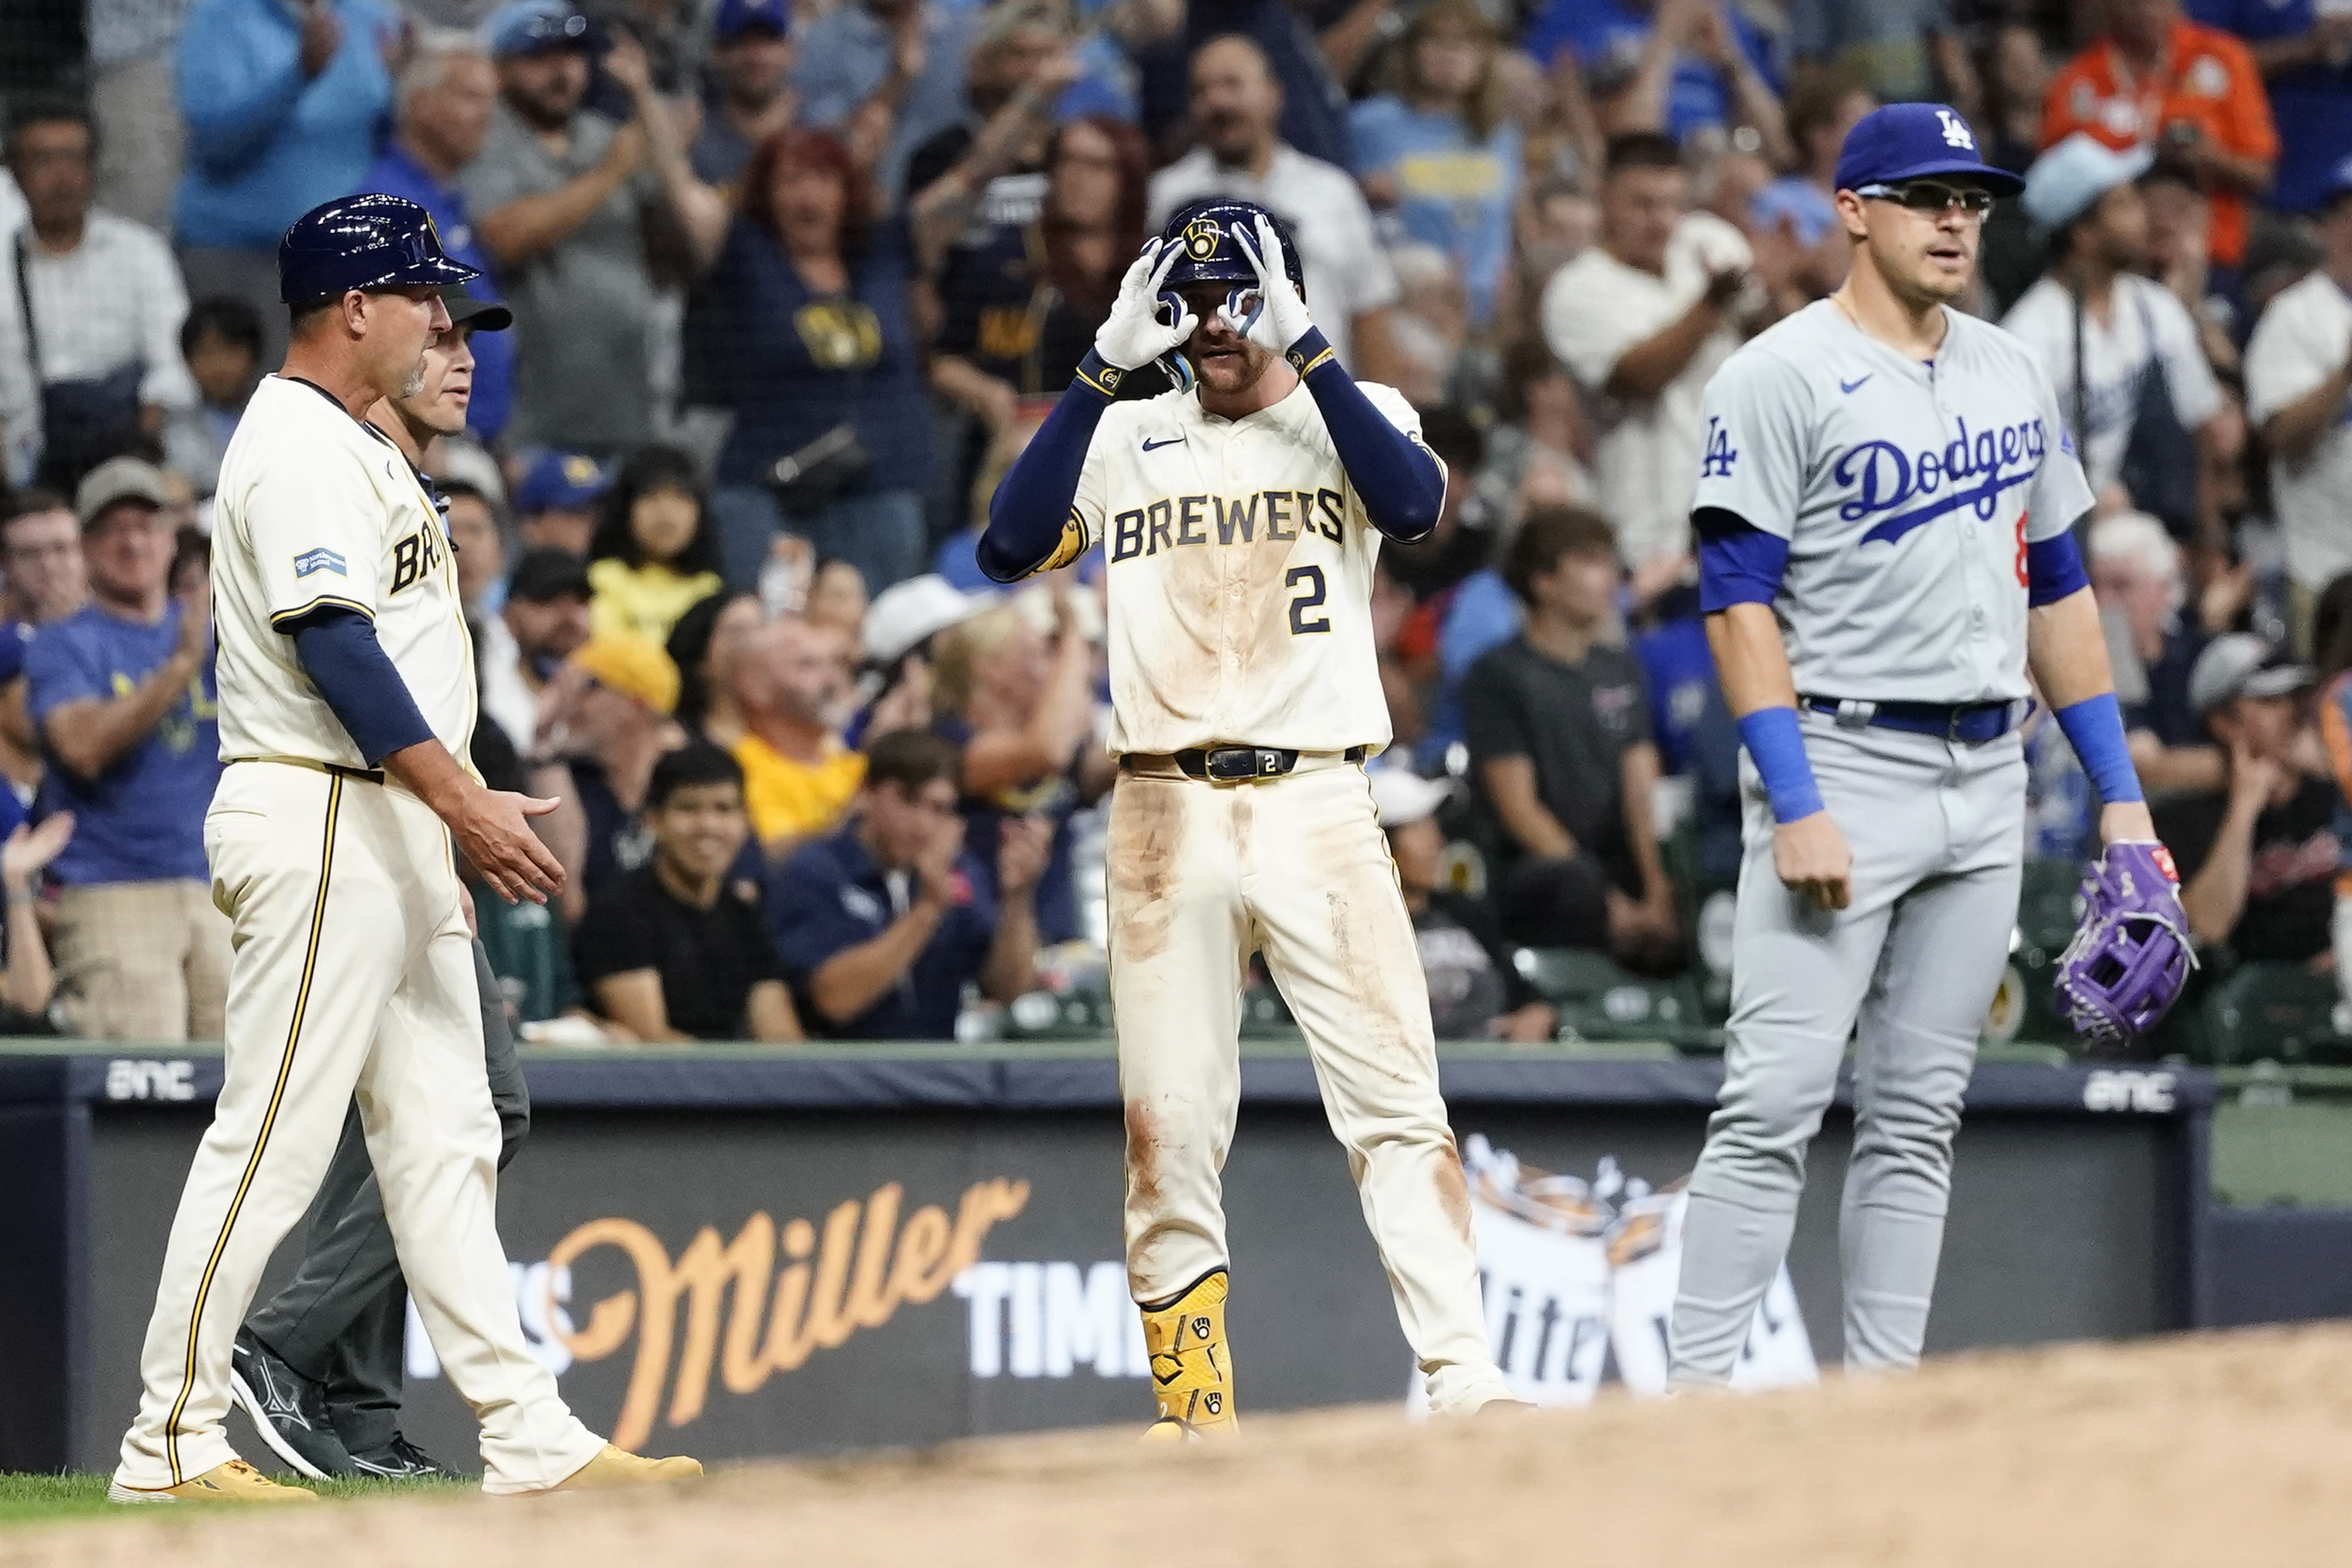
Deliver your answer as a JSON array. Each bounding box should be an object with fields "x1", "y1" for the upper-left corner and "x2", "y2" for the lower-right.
[
  {"x1": 980, "y1": 199, "x2": 1512, "y2": 1435},
  {"x1": 1666, "y1": 107, "x2": 2174, "y2": 1386},
  {"x1": 112, "y1": 198, "x2": 648, "y2": 1501}
]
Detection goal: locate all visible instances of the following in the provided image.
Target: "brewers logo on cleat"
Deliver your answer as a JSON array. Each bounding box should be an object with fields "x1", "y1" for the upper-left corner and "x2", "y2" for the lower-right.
[{"x1": 1140, "y1": 1270, "x2": 1236, "y2": 1439}]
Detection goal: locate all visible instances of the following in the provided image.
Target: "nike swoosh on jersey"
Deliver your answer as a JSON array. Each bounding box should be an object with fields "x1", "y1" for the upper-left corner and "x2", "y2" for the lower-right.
[
  {"x1": 1141, "y1": 436, "x2": 1186, "y2": 452},
  {"x1": 1839, "y1": 374, "x2": 1872, "y2": 394}
]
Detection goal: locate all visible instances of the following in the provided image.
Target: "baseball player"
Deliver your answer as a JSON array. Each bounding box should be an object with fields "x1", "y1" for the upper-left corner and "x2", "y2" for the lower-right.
[
  {"x1": 226, "y1": 288, "x2": 526, "y2": 1484},
  {"x1": 1669, "y1": 105, "x2": 2189, "y2": 1387},
  {"x1": 978, "y1": 198, "x2": 1514, "y2": 1436},
  {"x1": 111, "y1": 195, "x2": 697, "y2": 1502}
]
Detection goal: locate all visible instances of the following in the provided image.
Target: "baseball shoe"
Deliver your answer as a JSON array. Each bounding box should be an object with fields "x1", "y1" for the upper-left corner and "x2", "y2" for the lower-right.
[
  {"x1": 108, "y1": 1459, "x2": 318, "y2": 1504},
  {"x1": 229, "y1": 1329, "x2": 352, "y2": 1480},
  {"x1": 346, "y1": 1433, "x2": 453, "y2": 1481},
  {"x1": 1140, "y1": 1269, "x2": 1236, "y2": 1439},
  {"x1": 552, "y1": 1444, "x2": 703, "y2": 1490}
]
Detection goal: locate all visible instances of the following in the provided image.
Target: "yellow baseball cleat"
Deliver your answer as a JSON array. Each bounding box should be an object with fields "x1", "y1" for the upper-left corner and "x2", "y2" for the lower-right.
[
  {"x1": 107, "y1": 1458, "x2": 318, "y2": 1504},
  {"x1": 1140, "y1": 1269, "x2": 1236, "y2": 1439},
  {"x1": 555, "y1": 1444, "x2": 704, "y2": 1489}
]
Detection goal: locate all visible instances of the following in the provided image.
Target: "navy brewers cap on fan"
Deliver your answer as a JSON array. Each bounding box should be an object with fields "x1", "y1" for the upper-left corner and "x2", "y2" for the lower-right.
[
  {"x1": 1833, "y1": 103, "x2": 2024, "y2": 198},
  {"x1": 714, "y1": 0, "x2": 790, "y2": 40},
  {"x1": 278, "y1": 193, "x2": 480, "y2": 305}
]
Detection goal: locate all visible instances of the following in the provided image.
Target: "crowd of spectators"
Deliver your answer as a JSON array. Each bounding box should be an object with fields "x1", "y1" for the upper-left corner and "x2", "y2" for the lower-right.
[{"x1": 13, "y1": 0, "x2": 2352, "y2": 1048}]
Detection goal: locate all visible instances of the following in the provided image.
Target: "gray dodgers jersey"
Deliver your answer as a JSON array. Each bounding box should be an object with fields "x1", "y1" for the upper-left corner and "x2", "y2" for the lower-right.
[{"x1": 1690, "y1": 299, "x2": 2096, "y2": 705}]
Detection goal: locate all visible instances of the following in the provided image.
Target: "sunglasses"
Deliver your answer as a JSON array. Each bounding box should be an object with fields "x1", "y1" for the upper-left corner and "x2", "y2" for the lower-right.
[{"x1": 1857, "y1": 181, "x2": 1996, "y2": 215}]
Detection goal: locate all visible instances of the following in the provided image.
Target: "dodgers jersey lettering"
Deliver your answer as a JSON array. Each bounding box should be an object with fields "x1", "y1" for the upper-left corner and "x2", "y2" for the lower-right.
[
  {"x1": 1069, "y1": 377, "x2": 1437, "y2": 754},
  {"x1": 1693, "y1": 299, "x2": 2096, "y2": 704},
  {"x1": 209, "y1": 375, "x2": 478, "y2": 769}
]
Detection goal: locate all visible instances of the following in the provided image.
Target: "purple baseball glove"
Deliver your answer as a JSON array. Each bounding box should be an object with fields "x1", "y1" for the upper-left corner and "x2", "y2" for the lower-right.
[{"x1": 2053, "y1": 841, "x2": 2196, "y2": 1047}]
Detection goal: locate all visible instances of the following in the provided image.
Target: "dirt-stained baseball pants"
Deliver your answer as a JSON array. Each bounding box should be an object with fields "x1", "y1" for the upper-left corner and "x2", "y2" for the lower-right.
[
  {"x1": 115, "y1": 761, "x2": 601, "y2": 1494},
  {"x1": 1670, "y1": 714, "x2": 2024, "y2": 1385},
  {"x1": 1108, "y1": 754, "x2": 1511, "y2": 1415}
]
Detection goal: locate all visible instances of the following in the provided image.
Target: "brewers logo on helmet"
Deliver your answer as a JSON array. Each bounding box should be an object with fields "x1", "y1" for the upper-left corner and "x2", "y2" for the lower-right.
[{"x1": 1155, "y1": 198, "x2": 1306, "y2": 295}]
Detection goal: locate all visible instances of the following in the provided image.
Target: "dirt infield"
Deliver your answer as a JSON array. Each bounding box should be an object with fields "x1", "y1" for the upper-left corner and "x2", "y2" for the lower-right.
[{"x1": 13, "y1": 1325, "x2": 2352, "y2": 1567}]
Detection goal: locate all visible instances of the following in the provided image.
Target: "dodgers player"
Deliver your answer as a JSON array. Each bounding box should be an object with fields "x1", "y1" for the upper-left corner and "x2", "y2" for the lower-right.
[
  {"x1": 978, "y1": 199, "x2": 1514, "y2": 1435},
  {"x1": 1668, "y1": 106, "x2": 2169, "y2": 1384},
  {"x1": 112, "y1": 196, "x2": 696, "y2": 1501}
]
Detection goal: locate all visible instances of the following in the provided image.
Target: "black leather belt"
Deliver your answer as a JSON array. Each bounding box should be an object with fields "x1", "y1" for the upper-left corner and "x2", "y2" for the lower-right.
[
  {"x1": 1122, "y1": 744, "x2": 1369, "y2": 781},
  {"x1": 1802, "y1": 696, "x2": 2025, "y2": 744}
]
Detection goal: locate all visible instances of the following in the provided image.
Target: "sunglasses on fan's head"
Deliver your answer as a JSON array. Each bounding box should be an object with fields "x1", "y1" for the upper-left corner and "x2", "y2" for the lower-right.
[{"x1": 1855, "y1": 181, "x2": 1996, "y2": 215}]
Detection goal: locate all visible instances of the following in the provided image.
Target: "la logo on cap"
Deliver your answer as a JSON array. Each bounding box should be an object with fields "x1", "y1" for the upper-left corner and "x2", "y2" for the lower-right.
[{"x1": 1935, "y1": 108, "x2": 1975, "y2": 150}]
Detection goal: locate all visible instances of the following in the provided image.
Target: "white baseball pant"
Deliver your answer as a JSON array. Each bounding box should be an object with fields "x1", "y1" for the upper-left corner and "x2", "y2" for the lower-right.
[
  {"x1": 1108, "y1": 754, "x2": 1511, "y2": 1415},
  {"x1": 115, "y1": 760, "x2": 602, "y2": 1494}
]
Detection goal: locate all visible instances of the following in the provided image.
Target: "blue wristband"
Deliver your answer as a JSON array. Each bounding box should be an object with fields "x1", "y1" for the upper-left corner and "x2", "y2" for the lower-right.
[
  {"x1": 2054, "y1": 691, "x2": 2144, "y2": 804},
  {"x1": 1735, "y1": 706, "x2": 1826, "y2": 824}
]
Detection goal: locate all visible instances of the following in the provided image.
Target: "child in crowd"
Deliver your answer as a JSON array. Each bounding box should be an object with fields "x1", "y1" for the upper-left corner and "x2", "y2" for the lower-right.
[
  {"x1": 587, "y1": 445, "x2": 728, "y2": 645},
  {"x1": 162, "y1": 297, "x2": 263, "y2": 498}
]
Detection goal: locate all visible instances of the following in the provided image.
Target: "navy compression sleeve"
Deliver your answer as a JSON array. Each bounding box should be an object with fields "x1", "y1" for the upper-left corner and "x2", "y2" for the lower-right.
[
  {"x1": 2025, "y1": 531, "x2": 2090, "y2": 607},
  {"x1": 1288, "y1": 328, "x2": 1444, "y2": 542},
  {"x1": 977, "y1": 351, "x2": 1119, "y2": 583},
  {"x1": 287, "y1": 606, "x2": 435, "y2": 767}
]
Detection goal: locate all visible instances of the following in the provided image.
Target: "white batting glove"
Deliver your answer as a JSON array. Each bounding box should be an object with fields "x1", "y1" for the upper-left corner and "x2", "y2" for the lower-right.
[
  {"x1": 1092, "y1": 239, "x2": 1196, "y2": 371},
  {"x1": 1226, "y1": 215, "x2": 1314, "y2": 355}
]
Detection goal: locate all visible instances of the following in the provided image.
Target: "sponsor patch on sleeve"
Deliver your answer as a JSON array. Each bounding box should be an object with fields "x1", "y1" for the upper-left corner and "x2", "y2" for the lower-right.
[{"x1": 294, "y1": 547, "x2": 348, "y2": 579}]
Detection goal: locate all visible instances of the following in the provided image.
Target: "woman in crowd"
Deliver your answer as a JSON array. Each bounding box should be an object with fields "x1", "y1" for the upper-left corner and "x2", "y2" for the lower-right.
[
  {"x1": 693, "y1": 129, "x2": 934, "y2": 597},
  {"x1": 1350, "y1": 0, "x2": 1522, "y2": 328},
  {"x1": 927, "y1": 591, "x2": 1101, "y2": 945},
  {"x1": 588, "y1": 446, "x2": 727, "y2": 646},
  {"x1": 930, "y1": 113, "x2": 1157, "y2": 431},
  {"x1": 667, "y1": 589, "x2": 765, "y2": 751}
]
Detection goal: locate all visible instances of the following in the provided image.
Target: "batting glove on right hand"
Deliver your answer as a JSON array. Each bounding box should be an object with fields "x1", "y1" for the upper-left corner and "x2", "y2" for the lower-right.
[
  {"x1": 1228, "y1": 214, "x2": 1315, "y2": 355},
  {"x1": 1092, "y1": 239, "x2": 1196, "y2": 371}
]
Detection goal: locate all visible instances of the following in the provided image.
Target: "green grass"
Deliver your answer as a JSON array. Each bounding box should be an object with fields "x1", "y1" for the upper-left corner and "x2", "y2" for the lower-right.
[{"x1": 0, "y1": 1470, "x2": 473, "y2": 1526}]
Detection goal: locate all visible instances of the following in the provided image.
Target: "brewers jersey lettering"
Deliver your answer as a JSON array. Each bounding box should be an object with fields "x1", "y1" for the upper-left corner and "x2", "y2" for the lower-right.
[
  {"x1": 1690, "y1": 299, "x2": 2095, "y2": 703},
  {"x1": 1060, "y1": 380, "x2": 1434, "y2": 755},
  {"x1": 210, "y1": 374, "x2": 478, "y2": 769}
]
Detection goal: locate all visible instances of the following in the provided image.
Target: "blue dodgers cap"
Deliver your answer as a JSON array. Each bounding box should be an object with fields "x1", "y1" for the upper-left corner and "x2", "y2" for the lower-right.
[
  {"x1": 714, "y1": 0, "x2": 790, "y2": 40},
  {"x1": 488, "y1": 0, "x2": 594, "y2": 58},
  {"x1": 514, "y1": 450, "x2": 610, "y2": 512},
  {"x1": 1834, "y1": 103, "x2": 2025, "y2": 198},
  {"x1": 278, "y1": 194, "x2": 480, "y2": 304}
]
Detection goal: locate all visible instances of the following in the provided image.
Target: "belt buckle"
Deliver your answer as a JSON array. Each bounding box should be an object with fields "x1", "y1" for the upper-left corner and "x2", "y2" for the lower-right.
[{"x1": 1203, "y1": 747, "x2": 1257, "y2": 782}]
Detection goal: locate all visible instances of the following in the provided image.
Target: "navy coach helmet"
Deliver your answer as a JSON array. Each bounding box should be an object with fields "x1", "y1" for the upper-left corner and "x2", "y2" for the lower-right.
[
  {"x1": 278, "y1": 194, "x2": 480, "y2": 306},
  {"x1": 1157, "y1": 198, "x2": 1306, "y2": 297}
]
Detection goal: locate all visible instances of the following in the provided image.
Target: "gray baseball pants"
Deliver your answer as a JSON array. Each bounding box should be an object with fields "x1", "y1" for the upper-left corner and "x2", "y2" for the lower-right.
[
  {"x1": 243, "y1": 938, "x2": 528, "y2": 1453},
  {"x1": 1670, "y1": 710, "x2": 2023, "y2": 1385}
]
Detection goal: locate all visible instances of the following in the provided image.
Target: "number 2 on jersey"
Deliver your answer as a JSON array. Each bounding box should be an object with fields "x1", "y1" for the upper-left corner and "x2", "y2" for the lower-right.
[{"x1": 1286, "y1": 565, "x2": 1329, "y2": 634}]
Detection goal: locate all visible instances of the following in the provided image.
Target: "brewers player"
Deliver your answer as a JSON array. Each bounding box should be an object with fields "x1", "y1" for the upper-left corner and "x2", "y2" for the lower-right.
[
  {"x1": 978, "y1": 198, "x2": 1514, "y2": 1435},
  {"x1": 1668, "y1": 105, "x2": 2180, "y2": 1384},
  {"x1": 112, "y1": 195, "x2": 697, "y2": 1501}
]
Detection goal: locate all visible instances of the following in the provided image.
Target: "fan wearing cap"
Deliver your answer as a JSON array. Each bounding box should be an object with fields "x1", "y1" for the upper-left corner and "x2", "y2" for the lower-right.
[
  {"x1": 1371, "y1": 769, "x2": 1557, "y2": 1043},
  {"x1": 1999, "y1": 133, "x2": 2224, "y2": 521},
  {"x1": 2152, "y1": 635, "x2": 2332, "y2": 963},
  {"x1": 535, "y1": 632, "x2": 692, "y2": 903},
  {"x1": 1673, "y1": 104, "x2": 2181, "y2": 1389},
  {"x1": 23, "y1": 456, "x2": 222, "y2": 1042},
  {"x1": 112, "y1": 194, "x2": 696, "y2": 1502},
  {"x1": 480, "y1": 546, "x2": 595, "y2": 754},
  {"x1": 512, "y1": 449, "x2": 611, "y2": 558}
]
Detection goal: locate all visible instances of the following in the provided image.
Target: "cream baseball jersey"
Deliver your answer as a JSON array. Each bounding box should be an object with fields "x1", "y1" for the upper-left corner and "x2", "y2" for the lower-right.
[
  {"x1": 1058, "y1": 378, "x2": 1437, "y2": 755},
  {"x1": 209, "y1": 375, "x2": 477, "y2": 768},
  {"x1": 1691, "y1": 300, "x2": 2096, "y2": 705}
]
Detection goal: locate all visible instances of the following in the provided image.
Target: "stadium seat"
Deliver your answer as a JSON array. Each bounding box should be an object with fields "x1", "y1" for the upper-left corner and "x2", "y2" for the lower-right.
[{"x1": 1510, "y1": 947, "x2": 1720, "y2": 1052}]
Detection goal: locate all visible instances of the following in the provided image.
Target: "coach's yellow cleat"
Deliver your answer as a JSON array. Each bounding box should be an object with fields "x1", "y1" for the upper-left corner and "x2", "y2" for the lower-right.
[
  {"x1": 107, "y1": 1458, "x2": 318, "y2": 1504},
  {"x1": 1140, "y1": 1269, "x2": 1237, "y2": 1440},
  {"x1": 555, "y1": 1444, "x2": 704, "y2": 1489}
]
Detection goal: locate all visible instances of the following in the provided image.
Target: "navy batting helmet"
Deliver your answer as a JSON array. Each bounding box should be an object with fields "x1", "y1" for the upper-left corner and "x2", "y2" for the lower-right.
[
  {"x1": 1157, "y1": 198, "x2": 1305, "y2": 296},
  {"x1": 278, "y1": 194, "x2": 480, "y2": 306}
]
